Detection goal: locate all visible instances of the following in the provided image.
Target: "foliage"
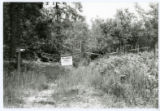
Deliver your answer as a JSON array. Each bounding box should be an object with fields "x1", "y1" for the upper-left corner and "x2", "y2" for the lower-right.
[
  {"x1": 56, "y1": 52, "x2": 158, "y2": 107},
  {"x1": 3, "y1": 3, "x2": 43, "y2": 60},
  {"x1": 89, "y1": 3, "x2": 158, "y2": 55},
  {"x1": 3, "y1": 2, "x2": 84, "y2": 61},
  {"x1": 35, "y1": 2, "x2": 84, "y2": 59},
  {"x1": 135, "y1": 3, "x2": 158, "y2": 53},
  {"x1": 3, "y1": 2, "x2": 158, "y2": 108},
  {"x1": 4, "y1": 2, "x2": 158, "y2": 61}
]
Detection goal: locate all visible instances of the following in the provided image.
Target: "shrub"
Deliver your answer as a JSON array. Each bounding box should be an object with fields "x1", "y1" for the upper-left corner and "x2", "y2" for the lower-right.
[{"x1": 56, "y1": 52, "x2": 158, "y2": 107}]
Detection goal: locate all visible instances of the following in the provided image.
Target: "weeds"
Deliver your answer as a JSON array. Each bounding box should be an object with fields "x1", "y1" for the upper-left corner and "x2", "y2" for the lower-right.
[
  {"x1": 56, "y1": 51, "x2": 158, "y2": 107},
  {"x1": 3, "y1": 62, "x2": 66, "y2": 107},
  {"x1": 4, "y1": 51, "x2": 158, "y2": 108}
]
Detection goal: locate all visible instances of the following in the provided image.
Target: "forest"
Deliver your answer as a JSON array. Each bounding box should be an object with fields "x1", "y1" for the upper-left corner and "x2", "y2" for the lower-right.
[
  {"x1": 3, "y1": 2, "x2": 158, "y2": 108},
  {"x1": 4, "y1": 2, "x2": 158, "y2": 62}
]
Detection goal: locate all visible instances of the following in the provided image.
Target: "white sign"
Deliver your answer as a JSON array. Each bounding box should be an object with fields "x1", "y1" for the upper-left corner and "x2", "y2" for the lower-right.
[
  {"x1": 61, "y1": 56, "x2": 73, "y2": 66},
  {"x1": 16, "y1": 48, "x2": 25, "y2": 52}
]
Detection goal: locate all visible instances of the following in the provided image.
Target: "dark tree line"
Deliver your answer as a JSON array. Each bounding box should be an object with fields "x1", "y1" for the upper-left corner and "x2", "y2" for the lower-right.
[
  {"x1": 4, "y1": 2, "x2": 84, "y2": 61},
  {"x1": 4, "y1": 3, "x2": 43, "y2": 60},
  {"x1": 3, "y1": 2, "x2": 158, "y2": 62}
]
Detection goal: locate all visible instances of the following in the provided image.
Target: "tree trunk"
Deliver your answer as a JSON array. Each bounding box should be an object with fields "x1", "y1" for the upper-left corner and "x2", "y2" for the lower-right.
[
  {"x1": 55, "y1": 2, "x2": 62, "y2": 57},
  {"x1": 9, "y1": 4, "x2": 16, "y2": 60}
]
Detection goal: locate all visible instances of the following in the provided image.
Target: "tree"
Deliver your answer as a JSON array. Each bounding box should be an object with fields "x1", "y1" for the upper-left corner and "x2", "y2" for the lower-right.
[
  {"x1": 100, "y1": 18, "x2": 120, "y2": 52},
  {"x1": 89, "y1": 18, "x2": 107, "y2": 53},
  {"x1": 135, "y1": 3, "x2": 158, "y2": 55},
  {"x1": 64, "y1": 21, "x2": 89, "y2": 56},
  {"x1": 35, "y1": 2, "x2": 85, "y2": 61},
  {"x1": 114, "y1": 9, "x2": 136, "y2": 52},
  {"x1": 96, "y1": 9, "x2": 136, "y2": 53},
  {"x1": 3, "y1": 3, "x2": 43, "y2": 60}
]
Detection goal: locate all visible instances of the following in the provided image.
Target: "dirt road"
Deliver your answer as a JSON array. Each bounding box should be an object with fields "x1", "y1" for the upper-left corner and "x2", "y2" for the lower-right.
[{"x1": 21, "y1": 82, "x2": 108, "y2": 108}]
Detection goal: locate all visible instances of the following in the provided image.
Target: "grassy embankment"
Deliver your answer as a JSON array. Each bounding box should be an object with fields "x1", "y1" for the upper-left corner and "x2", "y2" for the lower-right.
[{"x1": 55, "y1": 51, "x2": 158, "y2": 107}]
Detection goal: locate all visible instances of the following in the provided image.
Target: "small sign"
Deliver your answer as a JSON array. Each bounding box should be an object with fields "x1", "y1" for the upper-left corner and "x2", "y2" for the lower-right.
[
  {"x1": 61, "y1": 56, "x2": 73, "y2": 66},
  {"x1": 16, "y1": 48, "x2": 25, "y2": 52}
]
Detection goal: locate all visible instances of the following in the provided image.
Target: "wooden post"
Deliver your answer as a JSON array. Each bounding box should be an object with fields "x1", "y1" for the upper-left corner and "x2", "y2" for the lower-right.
[
  {"x1": 17, "y1": 50, "x2": 21, "y2": 87},
  {"x1": 16, "y1": 48, "x2": 25, "y2": 73},
  {"x1": 137, "y1": 44, "x2": 139, "y2": 53},
  {"x1": 17, "y1": 50, "x2": 21, "y2": 73}
]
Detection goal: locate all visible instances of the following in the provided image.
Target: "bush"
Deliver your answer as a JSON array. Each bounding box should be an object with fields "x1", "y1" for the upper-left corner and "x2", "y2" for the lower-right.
[
  {"x1": 97, "y1": 52, "x2": 158, "y2": 107},
  {"x1": 56, "y1": 52, "x2": 158, "y2": 107}
]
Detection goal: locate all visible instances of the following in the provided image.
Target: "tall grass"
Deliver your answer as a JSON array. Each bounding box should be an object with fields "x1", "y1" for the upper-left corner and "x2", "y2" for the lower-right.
[
  {"x1": 4, "y1": 51, "x2": 158, "y2": 108},
  {"x1": 3, "y1": 62, "x2": 66, "y2": 107},
  {"x1": 56, "y1": 51, "x2": 158, "y2": 107}
]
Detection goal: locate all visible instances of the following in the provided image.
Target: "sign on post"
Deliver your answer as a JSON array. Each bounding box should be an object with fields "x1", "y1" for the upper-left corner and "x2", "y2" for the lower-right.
[
  {"x1": 61, "y1": 56, "x2": 73, "y2": 66},
  {"x1": 16, "y1": 48, "x2": 25, "y2": 73}
]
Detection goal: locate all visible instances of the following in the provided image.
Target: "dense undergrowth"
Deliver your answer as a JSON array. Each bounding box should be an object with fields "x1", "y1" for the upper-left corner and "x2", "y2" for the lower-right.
[
  {"x1": 56, "y1": 51, "x2": 158, "y2": 107},
  {"x1": 3, "y1": 51, "x2": 158, "y2": 108}
]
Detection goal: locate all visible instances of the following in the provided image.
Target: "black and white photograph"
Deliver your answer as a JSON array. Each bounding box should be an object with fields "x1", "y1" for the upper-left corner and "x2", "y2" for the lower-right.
[{"x1": 2, "y1": 0, "x2": 159, "y2": 109}]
